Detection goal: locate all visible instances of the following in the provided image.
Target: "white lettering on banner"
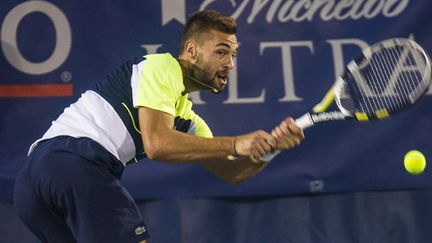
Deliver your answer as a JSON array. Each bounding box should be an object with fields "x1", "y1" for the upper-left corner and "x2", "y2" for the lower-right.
[
  {"x1": 260, "y1": 41, "x2": 313, "y2": 102},
  {"x1": 224, "y1": 57, "x2": 266, "y2": 104},
  {"x1": 1, "y1": 1, "x2": 71, "y2": 75},
  {"x1": 199, "y1": 0, "x2": 410, "y2": 24}
]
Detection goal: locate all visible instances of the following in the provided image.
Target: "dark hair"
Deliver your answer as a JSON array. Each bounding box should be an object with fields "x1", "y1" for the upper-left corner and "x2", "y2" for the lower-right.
[{"x1": 180, "y1": 9, "x2": 237, "y2": 53}]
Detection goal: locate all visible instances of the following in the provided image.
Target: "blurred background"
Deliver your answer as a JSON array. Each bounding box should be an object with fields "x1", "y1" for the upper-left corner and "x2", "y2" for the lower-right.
[{"x1": 1, "y1": 0, "x2": 432, "y2": 242}]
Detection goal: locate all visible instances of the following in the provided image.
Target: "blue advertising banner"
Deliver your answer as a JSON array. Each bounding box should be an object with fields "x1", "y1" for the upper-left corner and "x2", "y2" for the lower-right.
[{"x1": 1, "y1": 0, "x2": 431, "y2": 202}]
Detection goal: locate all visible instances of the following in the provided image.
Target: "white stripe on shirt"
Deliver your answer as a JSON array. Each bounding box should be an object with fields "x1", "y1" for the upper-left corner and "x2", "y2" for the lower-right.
[{"x1": 28, "y1": 90, "x2": 136, "y2": 165}]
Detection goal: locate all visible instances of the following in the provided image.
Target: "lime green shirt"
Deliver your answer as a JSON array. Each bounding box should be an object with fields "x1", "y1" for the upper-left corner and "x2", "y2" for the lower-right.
[{"x1": 133, "y1": 53, "x2": 213, "y2": 138}]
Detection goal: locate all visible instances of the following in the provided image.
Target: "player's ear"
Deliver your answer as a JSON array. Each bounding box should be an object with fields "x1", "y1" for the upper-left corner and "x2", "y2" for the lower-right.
[{"x1": 185, "y1": 41, "x2": 198, "y2": 60}]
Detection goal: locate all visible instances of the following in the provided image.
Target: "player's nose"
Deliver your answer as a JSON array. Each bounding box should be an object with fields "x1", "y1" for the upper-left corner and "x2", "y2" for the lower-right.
[{"x1": 223, "y1": 56, "x2": 234, "y2": 70}]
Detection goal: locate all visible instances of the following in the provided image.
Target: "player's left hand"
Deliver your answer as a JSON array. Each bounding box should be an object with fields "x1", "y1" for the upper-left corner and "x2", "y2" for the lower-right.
[{"x1": 271, "y1": 117, "x2": 304, "y2": 150}]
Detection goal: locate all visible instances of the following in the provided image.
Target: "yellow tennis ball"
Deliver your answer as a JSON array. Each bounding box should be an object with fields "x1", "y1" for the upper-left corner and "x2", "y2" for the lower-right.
[{"x1": 404, "y1": 150, "x2": 426, "y2": 175}]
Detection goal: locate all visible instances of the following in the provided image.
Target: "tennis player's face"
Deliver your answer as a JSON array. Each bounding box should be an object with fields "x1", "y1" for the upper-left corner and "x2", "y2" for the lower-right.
[{"x1": 194, "y1": 30, "x2": 238, "y2": 92}]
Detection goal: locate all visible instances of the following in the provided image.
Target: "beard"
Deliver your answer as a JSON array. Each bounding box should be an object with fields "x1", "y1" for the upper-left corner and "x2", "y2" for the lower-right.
[{"x1": 191, "y1": 54, "x2": 225, "y2": 93}]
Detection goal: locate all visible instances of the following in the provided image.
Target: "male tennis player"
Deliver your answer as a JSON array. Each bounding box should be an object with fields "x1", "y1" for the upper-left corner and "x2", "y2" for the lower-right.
[{"x1": 14, "y1": 10, "x2": 304, "y2": 243}]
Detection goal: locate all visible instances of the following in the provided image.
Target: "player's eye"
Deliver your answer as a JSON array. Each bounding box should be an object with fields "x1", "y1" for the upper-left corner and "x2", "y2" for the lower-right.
[{"x1": 216, "y1": 50, "x2": 226, "y2": 57}]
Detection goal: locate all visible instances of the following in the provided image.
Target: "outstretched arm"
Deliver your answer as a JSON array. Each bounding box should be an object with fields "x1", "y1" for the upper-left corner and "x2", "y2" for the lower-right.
[
  {"x1": 138, "y1": 107, "x2": 276, "y2": 162},
  {"x1": 197, "y1": 155, "x2": 268, "y2": 184}
]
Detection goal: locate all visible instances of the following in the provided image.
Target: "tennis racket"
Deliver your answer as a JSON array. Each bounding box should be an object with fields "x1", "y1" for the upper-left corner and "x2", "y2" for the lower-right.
[{"x1": 263, "y1": 38, "x2": 431, "y2": 161}]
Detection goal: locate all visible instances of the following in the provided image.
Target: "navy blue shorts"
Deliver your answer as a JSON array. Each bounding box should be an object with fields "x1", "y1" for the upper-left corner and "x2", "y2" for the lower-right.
[{"x1": 14, "y1": 136, "x2": 149, "y2": 243}]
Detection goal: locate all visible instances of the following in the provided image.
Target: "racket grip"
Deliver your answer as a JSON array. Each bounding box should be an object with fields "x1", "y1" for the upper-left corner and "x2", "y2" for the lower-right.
[
  {"x1": 294, "y1": 113, "x2": 314, "y2": 130},
  {"x1": 261, "y1": 113, "x2": 313, "y2": 162}
]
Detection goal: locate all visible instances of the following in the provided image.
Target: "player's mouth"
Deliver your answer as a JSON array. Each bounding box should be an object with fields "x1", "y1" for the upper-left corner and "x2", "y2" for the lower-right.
[{"x1": 216, "y1": 72, "x2": 228, "y2": 85}]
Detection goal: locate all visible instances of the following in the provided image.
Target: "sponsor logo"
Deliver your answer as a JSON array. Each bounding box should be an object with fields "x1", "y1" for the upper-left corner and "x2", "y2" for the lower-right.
[
  {"x1": 135, "y1": 226, "x2": 147, "y2": 235},
  {"x1": 0, "y1": 1, "x2": 73, "y2": 97},
  {"x1": 311, "y1": 111, "x2": 346, "y2": 123},
  {"x1": 161, "y1": 0, "x2": 410, "y2": 25}
]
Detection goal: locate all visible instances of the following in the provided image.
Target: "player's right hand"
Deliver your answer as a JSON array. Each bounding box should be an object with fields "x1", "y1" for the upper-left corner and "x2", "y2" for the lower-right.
[
  {"x1": 271, "y1": 117, "x2": 305, "y2": 150},
  {"x1": 235, "y1": 130, "x2": 276, "y2": 160}
]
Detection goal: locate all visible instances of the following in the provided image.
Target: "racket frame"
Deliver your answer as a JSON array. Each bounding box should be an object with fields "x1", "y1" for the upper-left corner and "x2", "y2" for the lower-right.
[
  {"x1": 297, "y1": 38, "x2": 431, "y2": 129},
  {"x1": 263, "y1": 38, "x2": 431, "y2": 162}
]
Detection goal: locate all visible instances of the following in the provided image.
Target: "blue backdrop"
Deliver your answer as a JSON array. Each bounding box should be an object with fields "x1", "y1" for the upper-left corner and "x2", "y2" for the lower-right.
[{"x1": 1, "y1": 0, "x2": 431, "y2": 202}]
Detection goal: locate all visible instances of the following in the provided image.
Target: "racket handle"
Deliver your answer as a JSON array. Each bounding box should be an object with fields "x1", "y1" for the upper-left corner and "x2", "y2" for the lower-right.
[
  {"x1": 261, "y1": 113, "x2": 313, "y2": 162},
  {"x1": 261, "y1": 150, "x2": 281, "y2": 162},
  {"x1": 294, "y1": 113, "x2": 314, "y2": 130}
]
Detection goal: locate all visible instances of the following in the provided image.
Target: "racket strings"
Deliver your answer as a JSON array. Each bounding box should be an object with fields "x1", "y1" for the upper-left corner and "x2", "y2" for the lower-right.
[
  {"x1": 374, "y1": 49, "x2": 398, "y2": 111},
  {"x1": 388, "y1": 46, "x2": 422, "y2": 105},
  {"x1": 409, "y1": 47, "x2": 430, "y2": 99},
  {"x1": 346, "y1": 48, "x2": 399, "y2": 116},
  {"x1": 379, "y1": 46, "x2": 424, "y2": 108},
  {"x1": 365, "y1": 51, "x2": 390, "y2": 114},
  {"x1": 347, "y1": 43, "x2": 428, "y2": 118},
  {"x1": 377, "y1": 46, "x2": 408, "y2": 112}
]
